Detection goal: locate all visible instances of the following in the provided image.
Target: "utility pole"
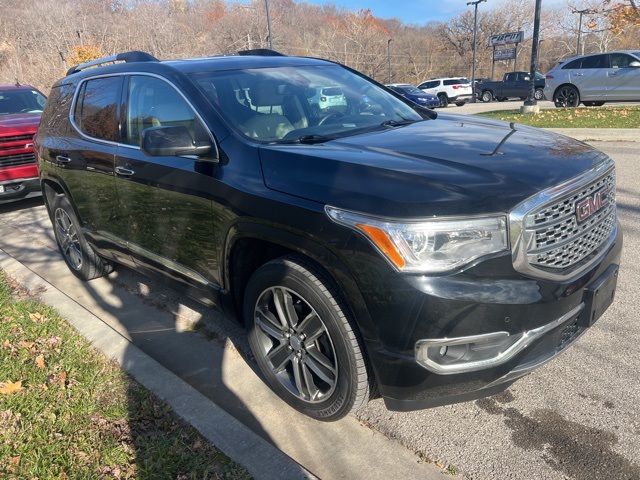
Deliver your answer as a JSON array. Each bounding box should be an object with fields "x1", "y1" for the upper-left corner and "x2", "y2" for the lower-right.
[
  {"x1": 467, "y1": 0, "x2": 487, "y2": 103},
  {"x1": 524, "y1": 0, "x2": 542, "y2": 109},
  {"x1": 387, "y1": 39, "x2": 393, "y2": 83},
  {"x1": 572, "y1": 8, "x2": 589, "y2": 56},
  {"x1": 265, "y1": 0, "x2": 273, "y2": 49}
]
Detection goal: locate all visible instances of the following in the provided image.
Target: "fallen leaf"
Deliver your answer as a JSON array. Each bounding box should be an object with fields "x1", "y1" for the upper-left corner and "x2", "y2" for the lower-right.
[
  {"x1": 36, "y1": 356, "x2": 45, "y2": 369},
  {"x1": 0, "y1": 380, "x2": 24, "y2": 395},
  {"x1": 29, "y1": 312, "x2": 46, "y2": 323},
  {"x1": 21, "y1": 341, "x2": 35, "y2": 349}
]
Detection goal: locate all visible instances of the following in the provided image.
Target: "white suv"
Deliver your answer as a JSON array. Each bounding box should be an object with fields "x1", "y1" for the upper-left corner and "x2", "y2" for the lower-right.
[{"x1": 417, "y1": 77, "x2": 473, "y2": 107}]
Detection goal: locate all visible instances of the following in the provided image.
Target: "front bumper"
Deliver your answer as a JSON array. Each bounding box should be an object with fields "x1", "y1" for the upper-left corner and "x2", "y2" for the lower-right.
[
  {"x1": 0, "y1": 177, "x2": 41, "y2": 204},
  {"x1": 354, "y1": 226, "x2": 622, "y2": 412}
]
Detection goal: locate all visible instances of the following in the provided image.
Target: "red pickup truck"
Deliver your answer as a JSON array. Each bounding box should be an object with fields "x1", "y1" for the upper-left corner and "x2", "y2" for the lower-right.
[{"x1": 0, "y1": 84, "x2": 47, "y2": 204}]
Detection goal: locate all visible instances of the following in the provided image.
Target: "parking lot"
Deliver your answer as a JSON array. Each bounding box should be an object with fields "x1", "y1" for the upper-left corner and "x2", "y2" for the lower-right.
[{"x1": 1, "y1": 139, "x2": 638, "y2": 479}]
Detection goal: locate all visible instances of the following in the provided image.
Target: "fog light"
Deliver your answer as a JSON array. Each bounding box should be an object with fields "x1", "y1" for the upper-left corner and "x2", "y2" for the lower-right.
[
  {"x1": 415, "y1": 331, "x2": 523, "y2": 375},
  {"x1": 415, "y1": 304, "x2": 586, "y2": 375}
]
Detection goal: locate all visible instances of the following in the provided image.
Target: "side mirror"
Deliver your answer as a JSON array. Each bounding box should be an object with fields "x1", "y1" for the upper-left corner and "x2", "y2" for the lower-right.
[
  {"x1": 141, "y1": 125, "x2": 214, "y2": 159},
  {"x1": 629, "y1": 61, "x2": 640, "y2": 68}
]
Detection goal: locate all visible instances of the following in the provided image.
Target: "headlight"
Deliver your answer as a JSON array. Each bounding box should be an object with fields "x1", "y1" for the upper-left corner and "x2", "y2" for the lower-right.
[{"x1": 325, "y1": 206, "x2": 509, "y2": 274}]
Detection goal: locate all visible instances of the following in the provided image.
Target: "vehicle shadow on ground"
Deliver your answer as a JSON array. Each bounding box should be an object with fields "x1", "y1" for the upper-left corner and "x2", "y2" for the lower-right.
[{"x1": 0, "y1": 198, "x2": 274, "y2": 471}]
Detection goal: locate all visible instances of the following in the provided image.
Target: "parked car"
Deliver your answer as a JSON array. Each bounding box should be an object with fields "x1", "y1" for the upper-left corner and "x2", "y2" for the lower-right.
[
  {"x1": 36, "y1": 50, "x2": 621, "y2": 421},
  {"x1": 545, "y1": 50, "x2": 640, "y2": 107},
  {"x1": 478, "y1": 71, "x2": 546, "y2": 102},
  {"x1": 307, "y1": 85, "x2": 347, "y2": 114},
  {"x1": 385, "y1": 83, "x2": 440, "y2": 108},
  {"x1": 417, "y1": 77, "x2": 473, "y2": 107},
  {"x1": 0, "y1": 83, "x2": 46, "y2": 204}
]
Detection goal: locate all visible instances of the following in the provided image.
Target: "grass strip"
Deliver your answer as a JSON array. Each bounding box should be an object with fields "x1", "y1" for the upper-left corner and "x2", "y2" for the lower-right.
[
  {"x1": 476, "y1": 105, "x2": 640, "y2": 128},
  {"x1": 0, "y1": 270, "x2": 252, "y2": 480}
]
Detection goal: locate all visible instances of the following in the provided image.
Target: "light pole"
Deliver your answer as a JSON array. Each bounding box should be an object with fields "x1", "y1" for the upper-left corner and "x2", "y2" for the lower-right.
[
  {"x1": 524, "y1": 0, "x2": 542, "y2": 108},
  {"x1": 265, "y1": 0, "x2": 273, "y2": 49},
  {"x1": 387, "y1": 38, "x2": 393, "y2": 83},
  {"x1": 467, "y1": 0, "x2": 486, "y2": 103}
]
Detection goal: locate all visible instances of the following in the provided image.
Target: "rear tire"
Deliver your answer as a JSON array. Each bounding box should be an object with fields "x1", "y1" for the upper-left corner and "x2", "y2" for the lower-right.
[
  {"x1": 244, "y1": 254, "x2": 371, "y2": 421},
  {"x1": 481, "y1": 90, "x2": 493, "y2": 102},
  {"x1": 553, "y1": 85, "x2": 580, "y2": 108},
  {"x1": 437, "y1": 93, "x2": 449, "y2": 108},
  {"x1": 50, "y1": 194, "x2": 113, "y2": 281}
]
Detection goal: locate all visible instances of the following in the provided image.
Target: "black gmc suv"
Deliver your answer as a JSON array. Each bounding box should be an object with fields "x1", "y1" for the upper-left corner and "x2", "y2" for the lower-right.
[{"x1": 35, "y1": 50, "x2": 622, "y2": 421}]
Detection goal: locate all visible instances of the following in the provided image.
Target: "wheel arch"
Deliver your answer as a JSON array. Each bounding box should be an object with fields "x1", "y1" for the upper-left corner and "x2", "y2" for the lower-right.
[
  {"x1": 41, "y1": 179, "x2": 80, "y2": 222},
  {"x1": 552, "y1": 82, "x2": 581, "y2": 101},
  {"x1": 223, "y1": 222, "x2": 377, "y2": 343}
]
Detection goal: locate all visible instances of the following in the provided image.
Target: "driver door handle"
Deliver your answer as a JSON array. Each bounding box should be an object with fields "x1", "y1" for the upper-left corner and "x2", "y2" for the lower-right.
[{"x1": 115, "y1": 165, "x2": 135, "y2": 176}]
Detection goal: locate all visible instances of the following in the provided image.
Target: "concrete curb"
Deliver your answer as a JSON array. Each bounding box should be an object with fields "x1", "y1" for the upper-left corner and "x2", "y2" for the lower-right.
[{"x1": 0, "y1": 248, "x2": 317, "y2": 480}]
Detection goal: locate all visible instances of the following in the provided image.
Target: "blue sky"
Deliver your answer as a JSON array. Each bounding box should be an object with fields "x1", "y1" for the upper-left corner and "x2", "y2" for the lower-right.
[
  {"x1": 301, "y1": 0, "x2": 489, "y2": 24},
  {"x1": 300, "y1": 0, "x2": 566, "y2": 25}
]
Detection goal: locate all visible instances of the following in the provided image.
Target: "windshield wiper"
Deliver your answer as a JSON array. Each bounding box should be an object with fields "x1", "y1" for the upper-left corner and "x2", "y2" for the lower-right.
[
  {"x1": 295, "y1": 134, "x2": 334, "y2": 144},
  {"x1": 380, "y1": 119, "x2": 416, "y2": 127}
]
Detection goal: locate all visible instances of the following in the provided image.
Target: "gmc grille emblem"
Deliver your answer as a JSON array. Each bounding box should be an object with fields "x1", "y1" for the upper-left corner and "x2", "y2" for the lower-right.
[{"x1": 576, "y1": 187, "x2": 609, "y2": 222}]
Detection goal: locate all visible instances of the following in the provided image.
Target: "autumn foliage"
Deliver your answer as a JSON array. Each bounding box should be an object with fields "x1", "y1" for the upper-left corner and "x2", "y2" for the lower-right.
[{"x1": 68, "y1": 44, "x2": 105, "y2": 66}]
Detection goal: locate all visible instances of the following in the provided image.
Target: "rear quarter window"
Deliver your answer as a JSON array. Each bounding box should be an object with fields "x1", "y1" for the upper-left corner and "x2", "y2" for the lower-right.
[
  {"x1": 562, "y1": 58, "x2": 583, "y2": 69},
  {"x1": 73, "y1": 76, "x2": 122, "y2": 142},
  {"x1": 39, "y1": 84, "x2": 74, "y2": 137}
]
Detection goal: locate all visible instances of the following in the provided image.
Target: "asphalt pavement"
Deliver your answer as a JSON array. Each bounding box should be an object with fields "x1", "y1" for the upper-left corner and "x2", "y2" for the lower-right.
[{"x1": 1, "y1": 122, "x2": 637, "y2": 480}]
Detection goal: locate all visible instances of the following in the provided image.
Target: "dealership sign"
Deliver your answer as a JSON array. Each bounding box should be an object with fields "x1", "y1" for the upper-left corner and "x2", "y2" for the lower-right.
[
  {"x1": 488, "y1": 31, "x2": 524, "y2": 47},
  {"x1": 494, "y1": 48, "x2": 517, "y2": 60}
]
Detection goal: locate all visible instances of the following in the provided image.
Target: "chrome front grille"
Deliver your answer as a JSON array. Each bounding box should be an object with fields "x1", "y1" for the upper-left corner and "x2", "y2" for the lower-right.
[{"x1": 511, "y1": 159, "x2": 618, "y2": 280}]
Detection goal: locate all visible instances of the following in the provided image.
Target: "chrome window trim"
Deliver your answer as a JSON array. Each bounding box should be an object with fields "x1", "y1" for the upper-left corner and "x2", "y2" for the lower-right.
[{"x1": 509, "y1": 157, "x2": 616, "y2": 281}]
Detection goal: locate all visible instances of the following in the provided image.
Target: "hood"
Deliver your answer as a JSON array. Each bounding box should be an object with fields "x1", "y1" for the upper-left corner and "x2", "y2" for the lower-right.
[
  {"x1": 259, "y1": 114, "x2": 608, "y2": 217},
  {"x1": 0, "y1": 113, "x2": 42, "y2": 134}
]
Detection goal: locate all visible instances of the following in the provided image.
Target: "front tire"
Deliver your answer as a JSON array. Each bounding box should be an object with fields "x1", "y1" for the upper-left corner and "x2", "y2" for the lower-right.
[
  {"x1": 50, "y1": 194, "x2": 113, "y2": 281},
  {"x1": 244, "y1": 255, "x2": 371, "y2": 421},
  {"x1": 437, "y1": 93, "x2": 449, "y2": 108},
  {"x1": 534, "y1": 88, "x2": 545, "y2": 100},
  {"x1": 553, "y1": 85, "x2": 580, "y2": 108}
]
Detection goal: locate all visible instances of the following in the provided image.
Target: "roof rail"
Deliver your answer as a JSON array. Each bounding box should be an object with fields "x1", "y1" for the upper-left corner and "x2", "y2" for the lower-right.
[
  {"x1": 236, "y1": 49, "x2": 286, "y2": 57},
  {"x1": 66, "y1": 50, "x2": 159, "y2": 76}
]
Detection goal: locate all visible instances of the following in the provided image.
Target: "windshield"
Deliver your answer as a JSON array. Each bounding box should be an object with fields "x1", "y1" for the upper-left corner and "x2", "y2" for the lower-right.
[
  {"x1": 190, "y1": 64, "x2": 425, "y2": 143},
  {"x1": 0, "y1": 88, "x2": 46, "y2": 114}
]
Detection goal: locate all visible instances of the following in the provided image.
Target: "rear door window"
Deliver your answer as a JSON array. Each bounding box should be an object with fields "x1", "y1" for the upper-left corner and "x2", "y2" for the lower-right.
[{"x1": 581, "y1": 54, "x2": 609, "y2": 69}]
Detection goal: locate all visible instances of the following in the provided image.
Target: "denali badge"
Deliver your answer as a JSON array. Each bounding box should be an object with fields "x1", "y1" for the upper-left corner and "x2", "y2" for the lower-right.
[{"x1": 576, "y1": 187, "x2": 609, "y2": 222}]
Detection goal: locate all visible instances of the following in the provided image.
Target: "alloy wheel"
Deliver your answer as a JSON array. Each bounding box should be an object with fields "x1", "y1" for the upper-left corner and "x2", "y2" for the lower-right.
[
  {"x1": 253, "y1": 286, "x2": 338, "y2": 403},
  {"x1": 54, "y1": 208, "x2": 83, "y2": 271},
  {"x1": 554, "y1": 86, "x2": 579, "y2": 107}
]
